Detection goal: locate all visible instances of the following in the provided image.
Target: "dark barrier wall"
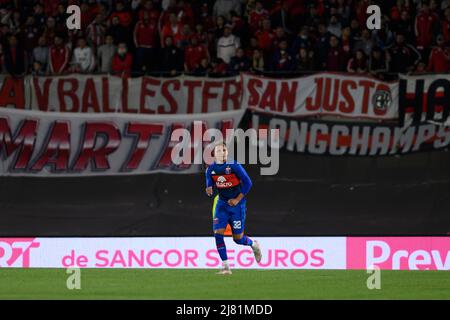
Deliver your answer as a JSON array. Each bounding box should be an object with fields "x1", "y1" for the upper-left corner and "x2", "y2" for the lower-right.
[{"x1": 0, "y1": 151, "x2": 450, "y2": 236}]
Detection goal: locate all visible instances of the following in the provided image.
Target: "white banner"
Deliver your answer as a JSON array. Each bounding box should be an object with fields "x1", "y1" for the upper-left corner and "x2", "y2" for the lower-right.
[
  {"x1": 1, "y1": 237, "x2": 447, "y2": 270},
  {"x1": 242, "y1": 72, "x2": 399, "y2": 119},
  {"x1": 0, "y1": 107, "x2": 245, "y2": 176},
  {"x1": 0, "y1": 237, "x2": 347, "y2": 269},
  {"x1": 27, "y1": 75, "x2": 242, "y2": 114},
  {"x1": 127, "y1": 76, "x2": 242, "y2": 114}
]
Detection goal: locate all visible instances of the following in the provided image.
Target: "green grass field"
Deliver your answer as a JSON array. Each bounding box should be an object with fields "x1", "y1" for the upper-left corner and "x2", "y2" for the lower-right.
[{"x1": 0, "y1": 269, "x2": 448, "y2": 300}]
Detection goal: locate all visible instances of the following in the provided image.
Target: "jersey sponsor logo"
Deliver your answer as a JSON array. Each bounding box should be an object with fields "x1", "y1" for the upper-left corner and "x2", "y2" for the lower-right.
[{"x1": 212, "y1": 174, "x2": 240, "y2": 189}]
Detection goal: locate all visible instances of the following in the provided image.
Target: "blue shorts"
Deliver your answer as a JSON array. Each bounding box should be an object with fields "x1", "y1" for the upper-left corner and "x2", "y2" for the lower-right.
[{"x1": 212, "y1": 198, "x2": 246, "y2": 234}]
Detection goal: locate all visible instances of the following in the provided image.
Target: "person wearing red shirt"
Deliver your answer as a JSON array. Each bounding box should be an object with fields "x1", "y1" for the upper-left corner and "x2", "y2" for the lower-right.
[
  {"x1": 112, "y1": 43, "x2": 133, "y2": 78},
  {"x1": 255, "y1": 18, "x2": 275, "y2": 52},
  {"x1": 443, "y1": 9, "x2": 450, "y2": 44},
  {"x1": 184, "y1": 36, "x2": 210, "y2": 72},
  {"x1": 427, "y1": 35, "x2": 450, "y2": 72},
  {"x1": 176, "y1": 0, "x2": 194, "y2": 27},
  {"x1": 109, "y1": 1, "x2": 132, "y2": 29},
  {"x1": 43, "y1": 0, "x2": 60, "y2": 16},
  {"x1": 49, "y1": 35, "x2": 69, "y2": 74},
  {"x1": 160, "y1": 13, "x2": 184, "y2": 47},
  {"x1": 134, "y1": 12, "x2": 159, "y2": 74},
  {"x1": 414, "y1": 3, "x2": 439, "y2": 50},
  {"x1": 138, "y1": 0, "x2": 160, "y2": 22},
  {"x1": 80, "y1": 2, "x2": 94, "y2": 32},
  {"x1": 248, "y1": 1, "x2": 269, "y2": 33}
]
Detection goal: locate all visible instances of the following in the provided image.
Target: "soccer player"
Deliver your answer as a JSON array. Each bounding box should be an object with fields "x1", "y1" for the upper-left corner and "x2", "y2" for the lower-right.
[{"x1": 205, "y1": 142, "x2": 261, "y2": 275}]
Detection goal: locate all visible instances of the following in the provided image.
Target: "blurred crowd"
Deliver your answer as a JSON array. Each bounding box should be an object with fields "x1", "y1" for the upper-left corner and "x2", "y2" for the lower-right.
[{"x1": 0, "y1": 0, "x2": 449, "y2": 79}]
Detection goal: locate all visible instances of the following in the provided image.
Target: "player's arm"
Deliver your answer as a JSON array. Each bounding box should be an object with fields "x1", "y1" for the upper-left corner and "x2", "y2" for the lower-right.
[
  {"x1": 205, "y1": 166, "x2": 214, "y2": 197},
  {"x1": 228, "y1": 163, "x2": 252, "y2": 206}
]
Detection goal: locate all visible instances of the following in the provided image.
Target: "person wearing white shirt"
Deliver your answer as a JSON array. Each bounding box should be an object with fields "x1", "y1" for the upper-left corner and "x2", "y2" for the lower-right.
[
  {"x1": 71, "y1": 38, "x2": 96, "y2": 73},
  {"x1": 217, "y1": 24, "x2": 240, "y2": 64}
]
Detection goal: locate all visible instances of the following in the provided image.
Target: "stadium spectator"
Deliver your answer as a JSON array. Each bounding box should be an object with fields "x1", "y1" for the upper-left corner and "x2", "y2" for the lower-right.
[
  {"x1": 371, "y1": 21, "x2": 395, "y2": 50},
  {"x1": 217, "y1": 24, "x2": 240, "y2": 64},
  {"x1": 54, "y1": 4, "x2": 68, "y2": 34},
  {"x1": 211, "y1": 57, "x2": 228, "y2": 76},
  {"x1": 250, "y1": 48, "x2": 265, "y2": 73},
  {"x1": 97, "y1": 34, "x2": 116, "y2": 73},
  {"x1": 184, "y1": 35, "x2": 209, "y2": 73},
  {"x1": 271, "y1": 39, "x2": 293, "y2": 71},
  {"x1": 109, "y1": 1, "x2": 133, "y2": 29},
  {"x1": 160, "y1": 36, "x2": 184, "y2": 75},
  {"x1": 32, "y1": 36, "x2": 49, "y2": 74},
  {"x1": 341, "y1": 27, "x2": 353, "y2": 55},
  {"x1": 414, "y1": 2, "x2": 439, "y2": 52},
  {"x1": 3, "y1": 34, "x2": 27, "y2": 76},
  {"x1": 79, "y1": 2, "x2": 94, "y2": 33},
  {"x1": 213, "y1": 0, "x2": 242, "y2": 20},
  {"x1": 31, "y1": 61, "x2": 45, "y2": 76},
  {"x1": 107, "y1": 15, "x2": 129, "y2": 46},
  {"x1": 427, "y1": 35, "x2": 450, "y2": 72},
  {"x1": 86, "y1": 14, "x2": 107, "y2": 53},
  {"x1": 414, "y1": 60, "x2": 428, "y2": 73},
  {"x1": 111, "y1": 42, "x2": 133, "y2": 78},
  {"x1": 347, "y1": 49, "x2": 368, "y2": 74},
  {"x1": 248, "y1": 1, "x2": 269, "y2": 34},
  {"x1": 0, "y1": 0, "x2": 447, "y2": 78},
  {"x1": 274, "y1": 52, "x2": 295, "y2": 72},
  {"x1": 296, "y1": 47, "x2": 315, "y2": 72},
  {"x1": 291, "y1": 27, "x2": 311, "y2": 57},
  {"x1": 134, "y1": 11, "x2": 159, "y2": 74},
  {"x1": 443, "y1": 8, "x2": 450, "y2": 44},
  {"x1": 392, "y1": 10, "x2": 415, "y2": 44},
  {"x1": 137, "y1": 0, "x2": 160, "y2": 22},
  {"x1": 71, "y1": 37, "x2": 96, "y2": 73},
  {"x1": 194, "y1": 57, "x2": 212, "y2": 76},
  {"x1": 3, "y1": 10, "x2": 21, "y2": 35},
  {"x1": 387, "y1": 33, "x2": 421, "y2": 73},
  {"x1": 270, "y1": 0, "x2": 294, "y2": 34},
  {"x1": 315, "y1": 23, "x2": 331, "y2": 69},
  {"x1": 255, "y1": 18, "x2": 275, "y2": 54},
  {"x1": 327, "y1": 14, "x2": 342, "y2": 38},
  {"x1": 194, "y1": 24, "x2": 207, "y2": 44},
  {"x1": 21, "y1": 16, "x2": 40, "y2": 55},
  {"x1": 178, "y1": 24, "x2": 193, "y2": 49},
  {"x1": 326, "y1": 35, "x2": 347, "y2": 72},
  {"x1": 49, "y1": 35, "x2": 69, "y2": 75},
  {"x1": 42, "y1": 17, "x2": 58, "y2": 46},
  {"x1": 228, "y1": 47, "x2": 250, "y2": 74},
  {"x1": 32, "y1": 3, "x2": 46, "y2": 27},
  {"x1": 160, "y1": 12, "x2": 183, "y2": 47},
  {"x1": 349, "y1": 18, "x2": 362, "y2": 43},
  {"x1": 369, "y1": 47, "x2": 389, "y2": 79},
  {"x1": 272, "y1": 26, "x2": 289, "y2": 52},
  {"x1": 353, "y1": 29, "x2": 373, "y2": 56}
]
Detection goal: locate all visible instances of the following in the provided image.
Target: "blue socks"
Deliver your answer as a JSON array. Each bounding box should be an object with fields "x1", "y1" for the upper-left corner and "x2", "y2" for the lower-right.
[
  {"x1": 234, "y1": 235, "x2": 253, "y2": 246},
  {"x1": 215, "y1": 233, "x2": 228, "y2": 261},
  {"x1": 215, "y1": 234, "x2": 254, "y2": 262}
]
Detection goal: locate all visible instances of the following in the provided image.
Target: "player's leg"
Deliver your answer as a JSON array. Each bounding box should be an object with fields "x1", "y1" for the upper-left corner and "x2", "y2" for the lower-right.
[
  {"x1": 213, "y1": 199, "x2": 232, "y2": 274},
  {"x1": 230, "y1": 203, "x2": 262, "y2": 263}
]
